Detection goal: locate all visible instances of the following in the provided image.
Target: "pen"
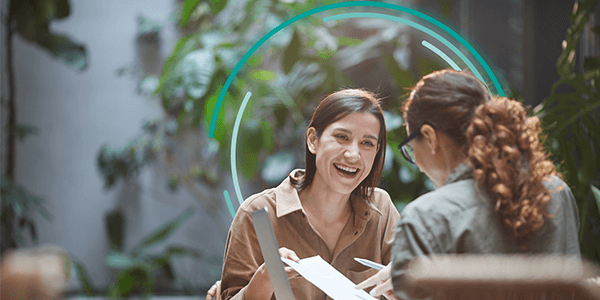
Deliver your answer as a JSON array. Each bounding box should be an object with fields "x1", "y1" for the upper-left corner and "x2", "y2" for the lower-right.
[{"x1": 354, "y1": 257, "x2": 385, "y2": 270}]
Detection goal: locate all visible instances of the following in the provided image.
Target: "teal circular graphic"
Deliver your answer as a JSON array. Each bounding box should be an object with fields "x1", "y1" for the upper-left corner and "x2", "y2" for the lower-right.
[{"x1": 212, "y1": 1, "x2": 508, "y2": 218}]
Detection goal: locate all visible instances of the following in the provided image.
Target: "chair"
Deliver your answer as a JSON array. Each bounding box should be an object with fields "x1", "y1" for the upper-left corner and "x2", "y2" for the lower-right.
[{"x1": 404, "y1": 254, "x2": 600, "y2": 300}]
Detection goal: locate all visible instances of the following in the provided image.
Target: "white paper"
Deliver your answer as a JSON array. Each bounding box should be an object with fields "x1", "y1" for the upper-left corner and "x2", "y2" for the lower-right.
[{"x1": 281, "y1": 255, "x2": 377, "y2": 300}]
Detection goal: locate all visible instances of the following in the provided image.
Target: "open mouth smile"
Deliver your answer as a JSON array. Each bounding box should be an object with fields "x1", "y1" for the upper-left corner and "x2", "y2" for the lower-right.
[{"x1": 334, "y1": 163, "x2": 360, "y2": 178}]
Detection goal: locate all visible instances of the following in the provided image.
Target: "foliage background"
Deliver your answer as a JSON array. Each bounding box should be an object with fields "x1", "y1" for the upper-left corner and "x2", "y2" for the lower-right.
[{"x1": 2, "y1": 0, "x2": 599, "y2": 297}]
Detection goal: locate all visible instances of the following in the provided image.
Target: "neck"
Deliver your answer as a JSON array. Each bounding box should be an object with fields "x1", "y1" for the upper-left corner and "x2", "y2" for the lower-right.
[
  {"x1": 299, "y1": 181, "x2": 352, "y2": 223},
  {"x1": 439, "y1": 146, "x2": 468, "y2": 186}
]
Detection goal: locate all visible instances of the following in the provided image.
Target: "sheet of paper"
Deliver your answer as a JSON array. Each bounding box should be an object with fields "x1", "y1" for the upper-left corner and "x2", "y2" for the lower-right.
[{"x1": 281, "y1": 255, "x2": 377, "y2": 300}]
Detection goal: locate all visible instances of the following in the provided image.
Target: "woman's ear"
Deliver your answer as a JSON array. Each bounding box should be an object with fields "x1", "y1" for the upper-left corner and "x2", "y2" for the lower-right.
[
  {"x1": 420, "y1": 124, "x2": 438, "y2": 155},
  {"x1": 306, "y1": 127, "x2": 318, "y2": 154}
]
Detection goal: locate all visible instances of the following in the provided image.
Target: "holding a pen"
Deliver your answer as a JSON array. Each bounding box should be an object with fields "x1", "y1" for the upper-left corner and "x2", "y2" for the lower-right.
[{"x1": 354, "y1": 259, "x2": 396, "y2": 299}]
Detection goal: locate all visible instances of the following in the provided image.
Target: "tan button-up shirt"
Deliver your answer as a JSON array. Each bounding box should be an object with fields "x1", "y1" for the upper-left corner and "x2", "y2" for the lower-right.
[{"x1": 220, "y1": 170, "x2": 401, "y2": 300}]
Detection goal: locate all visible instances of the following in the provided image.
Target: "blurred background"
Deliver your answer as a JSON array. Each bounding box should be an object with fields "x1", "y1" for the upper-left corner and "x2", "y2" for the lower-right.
[{"x1": 1, "y1": 0, "x2": 599, "y2": 298}]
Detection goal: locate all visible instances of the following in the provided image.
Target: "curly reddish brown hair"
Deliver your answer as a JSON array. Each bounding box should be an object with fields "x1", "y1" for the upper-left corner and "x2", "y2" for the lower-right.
[{"x1": 402, "y1": 69, "x2": 561, "y2": 240}]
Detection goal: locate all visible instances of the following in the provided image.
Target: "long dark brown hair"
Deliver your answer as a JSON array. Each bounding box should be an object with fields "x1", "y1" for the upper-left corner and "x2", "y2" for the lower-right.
[
  {"x1": 289, "y1": 88, "x2": 387, "y2": 201},
  {"x1": 402, "y1": 69, "x2": 560, "y2": 239}
]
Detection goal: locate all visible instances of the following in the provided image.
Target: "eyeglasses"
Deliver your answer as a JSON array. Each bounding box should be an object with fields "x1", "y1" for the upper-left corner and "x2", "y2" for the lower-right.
[{"x1": 397, "y1": 126, "x2": 422, "y2": 164}]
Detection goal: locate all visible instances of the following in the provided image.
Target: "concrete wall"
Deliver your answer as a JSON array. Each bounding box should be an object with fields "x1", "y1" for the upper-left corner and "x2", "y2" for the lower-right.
[{"x1": 11, "y1": 0, "x2": 233, "y2": 291}]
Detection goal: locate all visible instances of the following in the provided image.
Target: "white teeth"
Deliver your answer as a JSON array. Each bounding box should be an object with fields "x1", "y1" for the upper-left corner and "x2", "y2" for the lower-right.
[{"x1": 335, "y1": 163, "x2": 358, "y2": 173}]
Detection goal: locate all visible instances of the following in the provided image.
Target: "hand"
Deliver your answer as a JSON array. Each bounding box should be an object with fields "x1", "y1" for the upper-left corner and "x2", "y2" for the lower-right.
[
  {"x1": 355, "y1": 263, "x2": 398, "y2": 300},
  {"x1": 206, "y1": 280, "x2": 220, "y2": 300},
  {"x1": 244, "y1": 247, "x2": 300, "y2": 300}
]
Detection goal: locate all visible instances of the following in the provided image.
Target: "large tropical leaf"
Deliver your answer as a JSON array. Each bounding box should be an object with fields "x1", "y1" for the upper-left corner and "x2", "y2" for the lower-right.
[
  {"x1": 105, "y1": 251, "x2": 139, "y2": 270},
  {"x1": 580, "y1": 185, "x2": 600, "y2": 261},
  {"x1": 72, "y1": 255, "x2": 96, "y2": 296},
  {"x1": 283, "y1": 29, "x2": 302, "y2": 74},
  {"x1": 131, "y1": 208, "x2": 195, "y2": 255},
  {"x1": 105, "y1": 209, "x2": 125, "y2": 252}
]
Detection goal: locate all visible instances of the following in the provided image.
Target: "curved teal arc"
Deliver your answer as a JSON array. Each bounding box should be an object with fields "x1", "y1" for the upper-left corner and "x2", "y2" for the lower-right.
[
  {"x1": 421, "y1": 40, "x2": 461, "y2": 71},
  {"x1": 231, "y1": 92, "x2": 253, "y2": 207},
  {"x1": 208, "y1": 1, "x2": 505, "y2": 139},
  {"x1": 223, "y1": 190, "x2": 236, "y2": 218},
  {"x1": 324, "y1": 13, "x2": 486, "y2": 89}
]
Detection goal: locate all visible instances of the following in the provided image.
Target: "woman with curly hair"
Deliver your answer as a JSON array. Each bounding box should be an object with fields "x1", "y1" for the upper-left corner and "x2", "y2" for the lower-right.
[{"x1": 356, "y1": 69, "x2": 580, "y2": 299}]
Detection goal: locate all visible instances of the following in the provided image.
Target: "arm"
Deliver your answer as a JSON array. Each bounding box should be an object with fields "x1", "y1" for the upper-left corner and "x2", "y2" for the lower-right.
[
  {"x1": 389, "y1": 215, "x2": 441, "y2": 300},
  {"x1": 220, "y1": 210, "x2": 299, "y2": 300},
  {"x1": 355, "y1": 191, "x2": 402, "y2": 300},
  {"x1": 381, "y1": 191, "x2": 402, "y2": 265}
]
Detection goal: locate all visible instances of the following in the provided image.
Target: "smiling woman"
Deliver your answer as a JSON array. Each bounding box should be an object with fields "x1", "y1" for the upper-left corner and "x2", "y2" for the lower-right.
[{"x1": 213, "y1": 89, "x2": 401, "y2": 300}]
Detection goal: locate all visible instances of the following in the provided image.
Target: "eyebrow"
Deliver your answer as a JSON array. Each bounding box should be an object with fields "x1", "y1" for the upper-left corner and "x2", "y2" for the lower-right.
[{"x1": 333, "y1": 128, "x2": 379, "y2": 142}]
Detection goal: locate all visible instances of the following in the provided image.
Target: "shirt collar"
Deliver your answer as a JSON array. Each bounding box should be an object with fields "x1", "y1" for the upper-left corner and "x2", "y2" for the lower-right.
[
  {"x1": 276, "y1": 169, "x2": 305, "y2": 218},
  {"x1": 275, "y1": 169, "x2": 383, "y2": 219},
  {"x1": 443, "y1": 162, "x2": 473, "y2": 186},
  {"x1": 350, "y1": 192, "x2": 383, "y2": 227}
]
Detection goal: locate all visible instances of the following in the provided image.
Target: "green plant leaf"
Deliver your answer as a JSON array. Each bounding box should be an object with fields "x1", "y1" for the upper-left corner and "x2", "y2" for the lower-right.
[
  {"x1": 105, "y1": 209, "x2": 125, "y2": 251},
  {"x1": 591, "y1": 185, "x2": 600, "y2": 217},
  {"x1": 137, "y1": 14, "x2": 163, "y2": 38},
  {"x1": 203, "y1": 91, "x2": 231, "y2": 145},
  {"x1": 383, "y1": 52, "x2": 416, "y2": 93},
  {"x1": 261, "y1": 151, "x2": 296, "y2": 185},
  {"x1": 111, "y1": 267, "x2": 150, "y2": 298},
  {"x1": 105, "y1": 251, "x2": 137, "y2": 269},
  {"x1": 252, "y1": 70, "x2": 277, "y2": 81},
  {"x1": 12, "y1": 0, "x2": 85, "y2": 70},
  {"x1": 283, "y1": 30, "x2": 302, "y2": 74},
  {"x1": 7, "y1": 124, "x2": 39, "y2": 141},
  {"x1": 131, "y1": 208, "x2": 195, "y2": 254},
  {"x1": 164, "y1": 246, "x2": 201, "y2": 257},
  {"x1": 72, "y1": 256, "x2": 96, "y2": 296},
  {"x1": 179, "y1": 0, "x2": 202, "y2": 27},
  {"x1": 580, "y1": 185, "x2": 600, "y2": 261},
  {"x1": 248, "y1": 54, "x2": 263, "y2": 67},
  {"x1": 180, "y1": 49, "x2": 216, "y2": 99},
  {"x1": 584, "y1": 57, "x2": 600, "y2": 70},
  {"x1": 36, "y1": 33, "x2": 88, "y2": 71},
  {"x1": 209, "y1": 0, "x2": 229, "y2": 15},
  {"x1": 337, "y1": 37, "x2": 362, "y2": 46},
  {"x1": 155, "y1": 35, "x2": 199, "y2": 98},
  {"x1": 238, "y1": 119, "x2": 263, "y2": 179}
]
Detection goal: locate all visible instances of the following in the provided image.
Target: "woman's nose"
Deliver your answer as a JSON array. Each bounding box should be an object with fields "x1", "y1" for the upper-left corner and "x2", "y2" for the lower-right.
[{"x1": 344, "y1": 143, "x2": 360, "y2": 160}]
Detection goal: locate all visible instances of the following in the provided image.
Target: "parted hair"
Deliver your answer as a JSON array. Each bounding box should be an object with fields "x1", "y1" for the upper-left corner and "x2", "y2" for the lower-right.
[
  {"x1": 289, "y1": 88, "x2": 387, "y2": 201},
  {"x1": 402, "y1": 69, "x2": 560, "y2": 240}
]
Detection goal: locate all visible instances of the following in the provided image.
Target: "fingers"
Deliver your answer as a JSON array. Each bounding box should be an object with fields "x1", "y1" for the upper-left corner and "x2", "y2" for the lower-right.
[
  {"x1": 367, "y1": 277, "x2": 394, "y2": 299},
  {"x1": 383, "y1": 289, "x2": 399, "y2": 300},
  {"x1": 356, "y1": 262, "x2": 392, "y2": 290},
  {"x1": 206, "y1": 280, "x2": 220, "y2": 300},
  {"x1": 278, "y1": 247, "x2": 300, "y2": 262},
  {"x1": 355, "y1": 276, "x2": 376, "y2": 290},
  {"x1": 284, "y1": 266, "x2": 300, "y2": 278}
]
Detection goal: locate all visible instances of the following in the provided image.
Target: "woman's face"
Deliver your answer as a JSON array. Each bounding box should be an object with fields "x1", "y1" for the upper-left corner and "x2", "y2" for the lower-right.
[
  {"x1": 308, "y1": 112, "x2": 381, "y2": 196},
  {"x1": 405, "y1": 123, "x2": 445, "y2": 189}
]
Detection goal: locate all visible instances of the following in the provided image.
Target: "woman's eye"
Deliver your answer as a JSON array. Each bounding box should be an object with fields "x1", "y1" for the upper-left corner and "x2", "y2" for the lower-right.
[
  {"x1": 362, "y1": 141, "x2": 375, "y2": 147},
  {"x1": 335, "y1": 134, "x2": 348, "y2": 140}
]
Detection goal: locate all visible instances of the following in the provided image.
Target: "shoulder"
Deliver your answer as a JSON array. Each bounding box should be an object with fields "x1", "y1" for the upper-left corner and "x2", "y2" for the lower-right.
[
  {"x1": 401, "y1": 179, "x2": 480, "y2": 224},
  {"x1": 543, "y1": 175, "x2": 571, "y2": 194},
  {"x1": 543, "y1": 176, "x2": 578, "y2": 213},
  {"x1": 237, "y1": 188, "x2": 278, "y2": 214},
  {"x1": 371, "y1": 188, "x2": 400, "y2": 216}
]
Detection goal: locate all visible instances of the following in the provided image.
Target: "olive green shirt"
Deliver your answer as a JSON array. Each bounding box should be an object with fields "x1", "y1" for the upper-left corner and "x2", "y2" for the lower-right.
[
  {"x1": 390, "y1": 163, "x2": 581, "y2": 299},
  {"x1": 220, "y1": 169, "x2": 401, "y2": 300}
]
